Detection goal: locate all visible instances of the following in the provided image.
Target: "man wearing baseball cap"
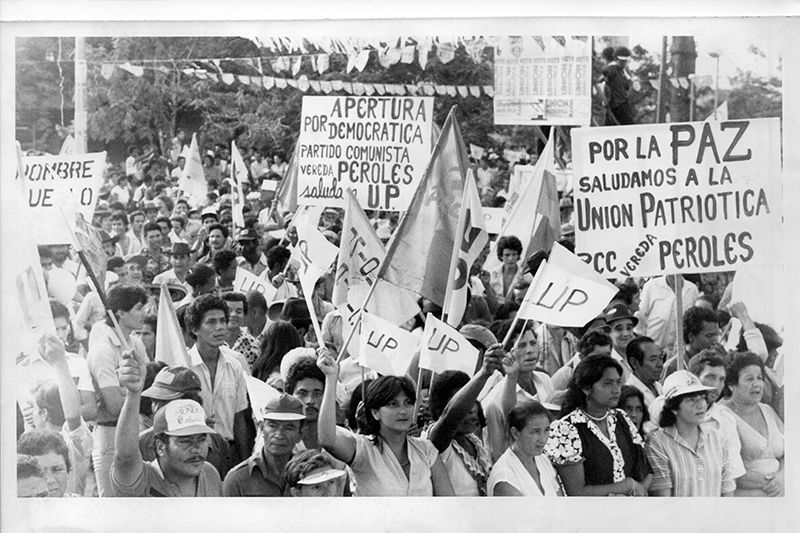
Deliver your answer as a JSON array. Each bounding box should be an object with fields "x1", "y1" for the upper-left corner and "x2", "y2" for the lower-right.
[
  {"x1": 285, "y1": 449, "x2": 347, "y2": 497},
  {"x1": 223, "y1": 393, "x2": 305, "y2": 496},
  {"x1": 111, "y1": 350, "x2": 222, "y2": 497},
  {"x1": 236, "y1": 228, "x2": 268, "y2": 277}
]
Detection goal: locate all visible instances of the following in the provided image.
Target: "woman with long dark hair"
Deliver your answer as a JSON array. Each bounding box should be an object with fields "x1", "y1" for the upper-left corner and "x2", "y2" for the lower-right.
[
  {"x1": 317, "y1": 349, "x2": 454, "y2": 496},
  {"x1": 251, "y1": 320, "x2": 304, "y2": 383},
  {"x1": 545, "y1": 355, "x2": 651, "y2": 496}
]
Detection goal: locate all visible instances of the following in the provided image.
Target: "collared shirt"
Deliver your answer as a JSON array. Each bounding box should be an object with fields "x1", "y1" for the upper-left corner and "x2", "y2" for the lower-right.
[
  {"x1": 188, "y1": 345, "x2": 248, "y2": 441},
  {"x1": 349, "y1": 434, "x2": 439, "y2": 497},
  {"x1": 635, "y1": 276, "x2": 699, "y2": 354},
  {"x1": 86, "y1": 322, "x2": 147, "y2": 423},
  {"x1": 222, "y1": 449, "x2": 291, "y2": 497},
  {"x1": 139, "y1": 427, "x2": 237, "y2": 480},
  {"x1": 237, "y1": 253, "x2": 268, "y2": 277},
  {"x1": 111, "y1": 458, "x2": 222, "y2": 497},
  {"x1": 705, "y1": 403, "x2": 746, "y2": 479},
  {"x1": 610, "y1": 348, "x2": 633, "y2": 383},
  {"x1": 645, "y1": 425, "x2": 734, "y2": 496},
  {"x1": 140, "y1": 247, "x2": 171, "y2": 282}
]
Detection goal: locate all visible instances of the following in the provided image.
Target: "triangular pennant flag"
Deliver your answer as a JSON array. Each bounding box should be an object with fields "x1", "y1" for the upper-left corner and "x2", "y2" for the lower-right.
[
  {"x1": 334, "y1": 189, "x2": 420, "y2": 325},
  {"x1": 375, "y1": 108, "x2": 468, "y2": 307},
  {"x1": 237, "y1": 74, "x2": 251, "y2": 85},
  {"x1": 245, "y1": 375, "x2": 282, "y2": 417},
  {"x1": 418, "y1": 40, "x2": 431, "y2": 69},
  {"x1": 342, "y1": 82, "x2": 353, "y2": 94},
  {"x1": 405, "y1": 84, "x2": 417, "y2": 95},
  {"x1": 435, "y1": 84, "x2": 448, "y2": 95},
  {"x1": 230, "y1": 141, "x2": 248, "y2": 229},
  {"x1": 274, "y1": 143, "x2": 299, "y2": 215},
  {"x1": 317, "y1": 54, "x2": 330, "y2": 74},
  {"x1": 669, "y1": 77, "x2": 680, "y2": 88},
  {"x1": 446, "y1": 85, "x2": 457, "y2": 97},
  {"x1": 100, "y1": 63, "x2": 115, "y2": 80},
  {"x1": 275, "y1": 77, "x2": 288, "y2": 89},
  {"x1": 263, "y1": 76, "x2": 275, "y2": 89},
  {"x1": 346, "y1": 52, "x2": 358, "y2": 73},
  {"x1": 155, "y1": 283, "x2": 193, "y2": 367},
  {"x1": 178, "y1": 133, "x2": 208, "y2": 204},
  {"x1": 378, "y1": 48, "x2": 392, "y2": 69},
  {"x1": 309, "y1": 80, "x2": 322, "y2": 92},
  {"x1": 483, "y1": 130, "x2": 560, "y2": 280},
  {"x1": 401, "y1": 45, "x2": 416, "y2": 64},
  {"x1": 352, "y1": 82, "x2": 365, "y2": 96},
  {"x1": 359, "y1": 312, "x2": 419, "y2": 376},
  {"x1": 483, "y1": 86, "x2": 494, "y2": 97},
  {"x1": 387, "y1": 47, "x2": 402, "y2": 66},
  {"x1": 516, "y1": 243, "x2": 618, "y2": 327},
  {"x1": 320, "y1": 80, "x2": 333, "y2": 94},
  {"x1": 437, "y1": 42, "x2": 456, "y2": 64},
  {"x1": 442, "y1": 174, "x2": 489, "y2": 327},
  {"x1": 419, "y1": 314, "x2": 480, "y2": 375},
  {"x1": 298, "y1": 76, "x2": 310, "y2": 92},
  {"x1": 286, "y1": 79, "x2": 299, "y2": 88},
  {"x1": 678, "y1": 77, "x2": 689, "y2": 89},
  {"x1": 374, "y1": 83, "x2": 386, "y2": 95},
  {"x1": 292, "y1": 56, "x2": 303, "y2": 77},
  {"x1": 457, "y1": 85, "x2": 469, "y2": 98},
  {"x1": 355, "y1": 49, "x2": 371, "y2": 71},
  {"x1": 423, "y1": 84, "x2": 436, "y2": 96},
  {"x1": 363, "y1": 83, "x2": 375, "y2": 96},
  {"x1": 332, "y1": 80, "x2": 344, "y2": 91},
  {"x1": 221, "y1": 73, "x2": 235, "y2": 85},
  {"x1": 119, "y1": 62, "x2": 144, "y2": 77}
]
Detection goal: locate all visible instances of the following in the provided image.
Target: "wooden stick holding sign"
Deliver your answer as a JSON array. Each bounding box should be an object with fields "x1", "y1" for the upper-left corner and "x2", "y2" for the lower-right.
[
  {"x1": 335, "y1": 276, "x2": 379, "y2": 363},
  {"x1": 674, "y1": 275, "x2": 685, "y2": 371}
]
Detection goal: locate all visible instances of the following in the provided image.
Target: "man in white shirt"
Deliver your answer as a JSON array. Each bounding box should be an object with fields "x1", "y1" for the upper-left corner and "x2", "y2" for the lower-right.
[
  {"x1": 624, "y1": 336, "x2": 664, "y2": 433},
  {"x1": 635, "y1": 275, "x2": 699, "y2": 355}
]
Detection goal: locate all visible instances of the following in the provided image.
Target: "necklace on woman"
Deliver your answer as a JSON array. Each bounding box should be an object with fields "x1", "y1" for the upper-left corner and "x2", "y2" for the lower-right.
[{"x1": 581, "y1": 408, "x2": 610, "y2": 422}]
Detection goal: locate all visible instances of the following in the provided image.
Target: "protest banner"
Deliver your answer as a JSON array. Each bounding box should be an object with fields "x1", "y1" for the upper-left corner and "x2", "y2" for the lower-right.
[
  {"x1": 20, "y1": 151, "x2": 105, "y2": 244},
  {"x1": 516, "y1": 242, "x2": 619, "y2": 327},
  {"x1": 233, "y1": 267, "x2": 277, "y2": 303},
  {"x1": 572, "y1": 118, "x2": 782, "y2": 277},
  {"x1": 358, "y1": 311, "x2": 419, "y2": 376},
  {"x1": 333, "y1": 189, "x2": 419, "y2": 326},
  {"x1": 493, "y1": 36, "x2": 591, "y2": 126},
  {"x1": 245, "y1": 375, "x2": 282, "y2": 418},
  {"x1": 482, "y1": 207, "x2": 505, "y2": 235},
  {"x1": 419, "y1": 314, "x2": 480, "y2": 375},
  {"x1": 297, "y1": 95, "x2": 434, "y2": 210},
  {"x1": 178, "y1": 133, "x2": 207, "y2": 205},
  {"x1": 507, "y1": 163, "x2": 536, "y2": 207}
]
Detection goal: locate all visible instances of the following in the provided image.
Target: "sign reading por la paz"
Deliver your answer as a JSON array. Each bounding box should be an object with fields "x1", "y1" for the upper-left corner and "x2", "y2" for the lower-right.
[
  {"x1": 20, "y1": 152, "x2": 106, "y2": 244},
  {"x1": 572, "y1": 118, "x2": 781, "y2": 277},
  {"x1": 297, "y1": 96, "x2": 433, "y2": 210}
]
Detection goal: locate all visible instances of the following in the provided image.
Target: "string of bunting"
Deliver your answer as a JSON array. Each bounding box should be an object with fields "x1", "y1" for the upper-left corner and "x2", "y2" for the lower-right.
[{"x1": 97, "y1": 61, "x2": 494, "y2": 98}]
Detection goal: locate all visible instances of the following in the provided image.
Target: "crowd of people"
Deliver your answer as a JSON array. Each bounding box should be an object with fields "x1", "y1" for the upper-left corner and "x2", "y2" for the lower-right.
[{"x1": 16, "y1": 129, "x2": 784, "y2": 499}]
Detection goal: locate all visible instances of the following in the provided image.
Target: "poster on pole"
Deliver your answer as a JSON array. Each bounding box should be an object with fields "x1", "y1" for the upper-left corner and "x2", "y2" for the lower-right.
[
  {"x1": 21, "y1": 152, "x2": 106, "y2": 244},
  {"x1": 573, "y1": 118, "x2": 782, "y2": 278},
  {"x1": 493, "y1": 36, "x2": 591, "y2": 126},
  {"x1": 297, "y1": 96, "x2": 434, "y2": 211}
]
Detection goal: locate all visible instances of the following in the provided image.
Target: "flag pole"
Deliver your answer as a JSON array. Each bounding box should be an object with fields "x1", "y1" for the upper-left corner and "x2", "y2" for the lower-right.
[
  {"x1": 501, "y1": 313, "x2": 523, "y2": 349},
  {"x1": 335, "y1": 277, "x2": 380, "y2": 363}
]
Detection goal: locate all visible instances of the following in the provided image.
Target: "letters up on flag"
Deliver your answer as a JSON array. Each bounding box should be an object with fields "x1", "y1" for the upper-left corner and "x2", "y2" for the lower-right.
[
  {"x1": 516, "y1": 242, "x2": 618, "y2": 327},
  {"x1": 419, "y1": 314, "x2": 480, "y2": 375},
  {"x1": 358, "y1": 312, "x2": 419, "y2": 377}
]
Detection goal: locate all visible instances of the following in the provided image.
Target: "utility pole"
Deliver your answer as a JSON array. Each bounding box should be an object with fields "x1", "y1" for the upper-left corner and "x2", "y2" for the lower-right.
[
  {"x1": 668, "y1": 36, "x2": 697, "y2": 123},
  {"x1": 74, "y1": 37, "x2": 88, "y2": 153}
]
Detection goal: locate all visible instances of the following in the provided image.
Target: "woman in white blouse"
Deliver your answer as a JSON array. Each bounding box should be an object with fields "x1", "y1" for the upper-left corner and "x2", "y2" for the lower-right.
[
  {"x1": 488, "y1": 401, "x2": 563, "y2": 496},
  {"x1": 316, "y1": 349, "x2": 454, "y2": 497}
]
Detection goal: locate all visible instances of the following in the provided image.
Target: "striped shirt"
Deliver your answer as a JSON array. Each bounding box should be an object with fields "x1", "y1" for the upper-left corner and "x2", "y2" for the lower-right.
[{"x1": 645, "y1": 425, "x2": 734, "y2": 496}]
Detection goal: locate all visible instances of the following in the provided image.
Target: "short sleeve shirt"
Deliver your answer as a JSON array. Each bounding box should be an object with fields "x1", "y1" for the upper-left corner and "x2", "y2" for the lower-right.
[
  {"x1": 111, "y1": 459, "x2": 222, "y2": 497},
  {"x1": 222, "y1": 451, "x2": 291, "y2": 497},
  {"x1": 545, "y1": 409, "x2": 650, "y2": 485},
  {"x1": 87, "y1": 322, "x2": 147, "y2": 423},
  {"x1": 349, "y1": 434, "x2": 439, "y2": 497},
  {"x1": 189, "y1": 345, "x2": 249, "y2": 441}
]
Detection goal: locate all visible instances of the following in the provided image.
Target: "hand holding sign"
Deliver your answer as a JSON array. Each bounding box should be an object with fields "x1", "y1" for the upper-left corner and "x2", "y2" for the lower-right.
[
  {"x1": 419, "y1": 314, "x2": 480, "y2": 375},
  {"x1": 317, "y1": 348, "x2": 339, "y2": 378},
  {"x1": 480, "y1": 343, "x2": 506, "y2": 378},
  {"x1": 38, "y1": 333, "x2": 67, "y2": 367}
]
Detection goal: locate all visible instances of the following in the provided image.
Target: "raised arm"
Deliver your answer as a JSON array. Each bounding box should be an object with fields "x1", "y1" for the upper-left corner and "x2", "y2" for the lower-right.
[
  {"x1": 39, "y1": 334, "x2": 82, "y2": 431},
  {"x1": 316, "y1": 348, "x2": 357, "y2": 464},
  {"x1": 112, "y1": 347, "x2": 146, "y2": 485},
  {"x1": 428, "y1": 344, "x2": 505, "y2": 453}
]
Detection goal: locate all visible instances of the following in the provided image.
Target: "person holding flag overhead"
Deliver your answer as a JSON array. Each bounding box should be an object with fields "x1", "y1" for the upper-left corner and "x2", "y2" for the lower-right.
[{"x1": 316, "y1": 348, "x2": 454, "y2": 496}]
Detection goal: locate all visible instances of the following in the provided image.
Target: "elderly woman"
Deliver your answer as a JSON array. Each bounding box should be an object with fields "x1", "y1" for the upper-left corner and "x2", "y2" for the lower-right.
[
  {"x1": 645, "y1": 371, "x2": 734, "y2": 496},
  {"x1": 488, "y1": 401, "x2": 563, "y2": 496},
  {"x1": 545, "y1": 355, "x2": 651, "y2": 496},
  {"x1": 316, "y1": 350, "x2": 454, "y2": 496},
  {"x1": 719, "y1": 352, "x2": 784, "y2": 496}
]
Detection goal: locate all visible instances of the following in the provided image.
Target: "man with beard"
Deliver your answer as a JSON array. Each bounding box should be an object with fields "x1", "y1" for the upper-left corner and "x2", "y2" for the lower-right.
[
  {"x1": 111, "y1": 344, "x2": 221, "y2": 497},
  {"x1": 223, "y1": 393, "x2": 305, "y2": 496}
]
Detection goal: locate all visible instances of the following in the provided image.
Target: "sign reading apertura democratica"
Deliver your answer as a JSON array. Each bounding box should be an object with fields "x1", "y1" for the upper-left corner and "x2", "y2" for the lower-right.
[
  {"x1": 573, "y1": 118, "x2": 781, "y2": 277},
  {"x1": 297, "y1": 96, "x2": 434, "y2": 211}
]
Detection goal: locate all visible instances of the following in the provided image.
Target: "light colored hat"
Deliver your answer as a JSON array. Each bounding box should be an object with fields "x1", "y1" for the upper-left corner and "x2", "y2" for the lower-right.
[
  {"x1": 152, "y1": 399, "x2": 216, "y2": 437},
  {"x1": 296, "y1": 467, "x2": 346, "y2": 486},
  {"x1": 280, "y1": 347, "x2": 317, "y2": 383},
  {"x1": 662, "y1": 370, "x2": 714, "y2": 400}
]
